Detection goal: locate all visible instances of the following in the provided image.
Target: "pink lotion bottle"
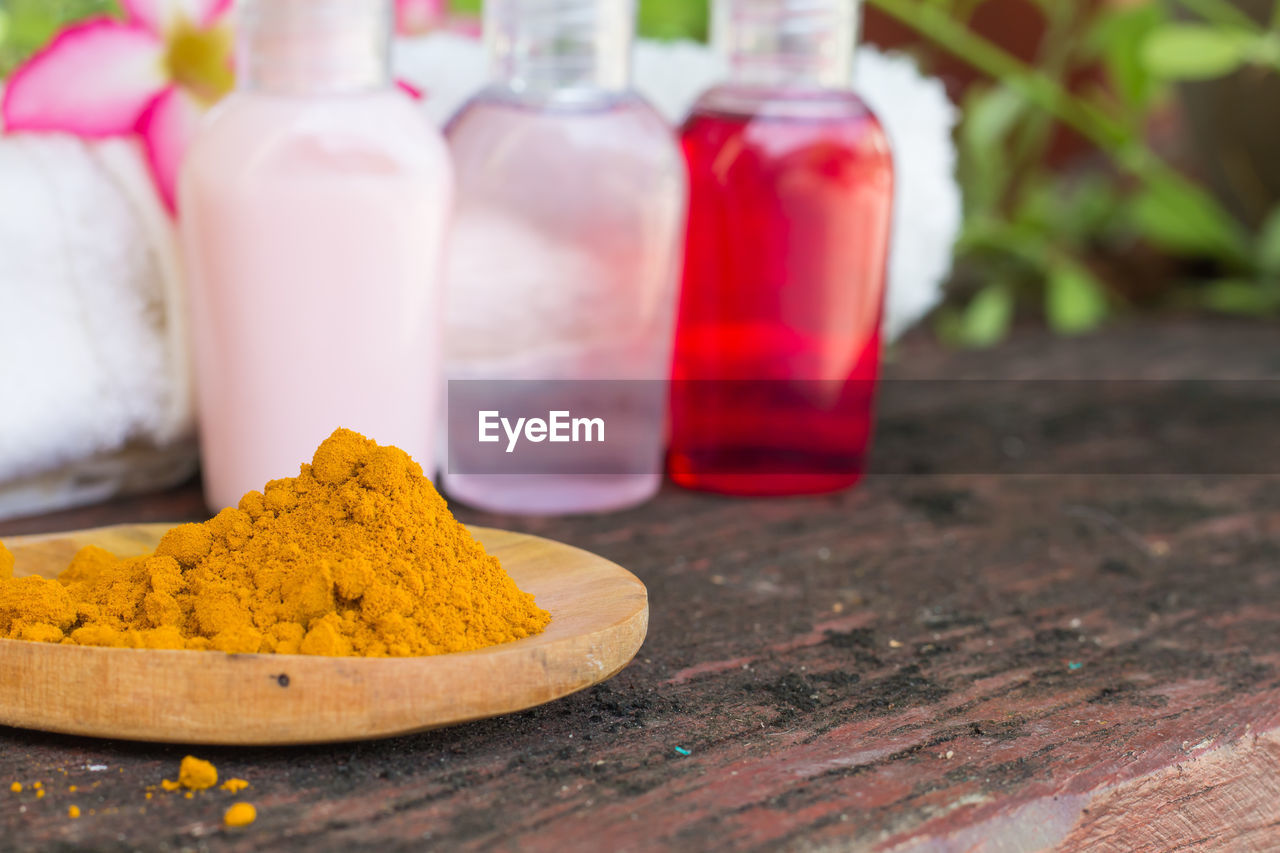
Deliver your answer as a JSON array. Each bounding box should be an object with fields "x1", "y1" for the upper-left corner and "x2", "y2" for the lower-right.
[
  {"x1": 441, "y1": 0, "x2": 686, "y2": 515},
  {"x1": 179, "y1": 0, "x2": 453, "y2": 510}
]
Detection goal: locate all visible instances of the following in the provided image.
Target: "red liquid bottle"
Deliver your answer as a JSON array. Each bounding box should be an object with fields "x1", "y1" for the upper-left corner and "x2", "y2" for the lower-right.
[{"x1": 668, "y1": 0, "x2": 894, "y2": 496}]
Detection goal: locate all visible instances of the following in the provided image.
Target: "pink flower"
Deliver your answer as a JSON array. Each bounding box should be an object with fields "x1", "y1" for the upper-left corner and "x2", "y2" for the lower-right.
[
  {"x1": 396, "y1": 0, "x2": 448, "y2": 35},
  {"x1": 2, "y1": 0, "x2": 234, "y2": 212},
  {"x1": 396, "y1": 0, "x2": 481, "y2": 38}
]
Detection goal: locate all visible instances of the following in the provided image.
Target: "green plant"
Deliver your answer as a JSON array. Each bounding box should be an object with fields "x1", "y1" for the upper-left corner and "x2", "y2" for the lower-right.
[
  {"x1": 0, "y1": 0, "x2": 117, "y2": 77},
  {"x1": 637, "y1": 0, "x2": 709, "y2": 41},
  {"x1": 449, "y1": 0, "x2": 707, "y2": 40},
  {"x1": 871, "y1": 0, "x2": 1280, "y2": 345}
]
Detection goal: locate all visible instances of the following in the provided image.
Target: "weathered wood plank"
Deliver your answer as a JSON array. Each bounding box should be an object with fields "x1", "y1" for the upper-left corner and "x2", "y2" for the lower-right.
[{"x1": 1, "y1": 320, "x2": 1278, "y2": 851}]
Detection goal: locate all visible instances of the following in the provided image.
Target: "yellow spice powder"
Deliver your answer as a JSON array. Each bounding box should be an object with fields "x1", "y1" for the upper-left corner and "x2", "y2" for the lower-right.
[
  {"x1": 0, "y1": 429, "x2": 549, "y2": 656},
  {"x1": 178, "y1": 756, "x2": 217, "y2": 791},
  {"x1": 224, "y1": 802, "x2": 256, "y2": 827}
]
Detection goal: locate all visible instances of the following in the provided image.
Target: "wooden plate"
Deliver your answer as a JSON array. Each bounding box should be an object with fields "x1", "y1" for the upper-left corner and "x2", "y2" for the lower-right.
[{"x1": 0, "y1": 524, "x2": 647, "y2": 745}]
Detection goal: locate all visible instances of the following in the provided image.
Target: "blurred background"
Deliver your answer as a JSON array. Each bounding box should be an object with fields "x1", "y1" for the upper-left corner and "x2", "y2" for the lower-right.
[{"x1": 6, "y1": 0, "x2": 1279, "y2": 348}]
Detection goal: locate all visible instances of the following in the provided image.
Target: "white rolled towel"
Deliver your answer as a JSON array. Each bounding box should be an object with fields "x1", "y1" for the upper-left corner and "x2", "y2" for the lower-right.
[{"x1": 0, "y1": 132, "x2": 196, "y2": 520}]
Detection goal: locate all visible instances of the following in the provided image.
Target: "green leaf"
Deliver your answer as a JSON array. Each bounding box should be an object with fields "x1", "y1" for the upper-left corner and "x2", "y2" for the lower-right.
[
  {"x1": 957, "y1": 284, "x2": 1015, "y2": 348},
  {"x1": 1052, "y1": 175, "x2": 1123, "y2": 243},
  {"x1": 1046, "y1": 263, "x2": 1110, "y2": 335},
  {"x1": 0, "y1": 0, "x2": 119, "y2": 75},
  {"x1": 1126, "y1": 177, "x2": 1251, "y2": 264},
  {"x1": 1010, "y1": 175, "x2": 1122, "y2": 243},
  {"x1": 637, "y1": 0, "x2": 709, "y2": 40},
  {"x1": 1012, "y1": 178, "x2": 1055, "y2": 233},
  {"x1": 1201, "y1": 279, "x2": 1280, "y2": 315},
  {"x1": 957, "y1": 214, "x2": 1051, "y2": 268},
  {"x1": 1256, "y1": 204, "x2": 1280, "y2": 275},
  {"x1": 963, "y1": 86, "x2": 1025, "y2": 155},
  {"x1": 1141, "y1": 24, "x2": 1255, "y2": 80},
  {"x1": 1089, "y1": 4, "x2": 1168, "y2": 109},
  {"x1": 454, "y1": 0, "x2": 708, "y2": 39},
  {"x1": 959, "y1": 86, "x2": 1026, "y2": 213}
]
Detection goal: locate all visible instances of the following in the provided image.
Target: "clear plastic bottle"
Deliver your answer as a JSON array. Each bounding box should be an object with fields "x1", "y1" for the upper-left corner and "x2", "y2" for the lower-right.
[
  {"x1": 442, "y1": 0, "x2": 686, "y2": 515},
  {"x1": 668, "y1": 0, "x2": 894, "y2": 496},
  {"x1": 179, "y1": 0, "x2": 453, "y2": 511}
]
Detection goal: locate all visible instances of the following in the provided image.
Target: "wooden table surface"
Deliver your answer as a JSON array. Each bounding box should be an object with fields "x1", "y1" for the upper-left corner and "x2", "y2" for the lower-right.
[{"x1": 2, "y1": 319, "x2": 1279, "y2": 852}]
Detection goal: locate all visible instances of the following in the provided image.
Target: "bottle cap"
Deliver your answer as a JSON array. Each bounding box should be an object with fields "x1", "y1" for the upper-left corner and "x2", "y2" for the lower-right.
[
  {"x1": 713, "y1": 0, "x2": 860, "y2": 89},
  {"x1": 485, "y1": 0, "x2": 636, "y2": 95},
  {"x1": 239, "y1": 0, "x2": 393, "y2": 95}
]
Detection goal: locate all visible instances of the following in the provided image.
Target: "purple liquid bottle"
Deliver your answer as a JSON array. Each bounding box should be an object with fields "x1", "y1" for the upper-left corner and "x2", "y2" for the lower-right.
[{"x1": 442, "y1": 0, "x2": 687, "y2": 515}]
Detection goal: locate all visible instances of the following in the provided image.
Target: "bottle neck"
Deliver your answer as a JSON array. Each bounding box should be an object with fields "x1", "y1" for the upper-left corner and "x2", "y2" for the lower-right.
[
  {"x1": 713, "y1": 0, "x2": 860, "y2": 90},
  {"x1": 238, "y1": 0, "x2": 393, "y2": 96},
  {"x1": 485, "y1": 0, "x2": 635, "y2": 101}
]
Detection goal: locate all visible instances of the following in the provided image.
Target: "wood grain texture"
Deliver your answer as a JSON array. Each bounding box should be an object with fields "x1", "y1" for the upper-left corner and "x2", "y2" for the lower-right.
[
  {"x1": 0, "y1": 525, "x2": 648, "y2": 745},
  {"x1": 0, "y1": 320, "x2": 1277, "y2": 852}
]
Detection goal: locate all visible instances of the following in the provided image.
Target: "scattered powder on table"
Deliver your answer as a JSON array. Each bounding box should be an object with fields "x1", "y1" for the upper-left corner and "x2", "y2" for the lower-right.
[
  {"x1": 224, "y1": 802, "x2": 256, "y2": 827},
  {"x1": 0, "y1": 429, "x2": 550, "y2": 655},
  {"x1": 68, "y1": 805, "x2": 80, "y2": 819},
  {"x1": 220, "y1": 778, "x2": 249, "y2": 794},
  {"x1": 9, "y1": 782, "x2": 20, "y2": 793}
]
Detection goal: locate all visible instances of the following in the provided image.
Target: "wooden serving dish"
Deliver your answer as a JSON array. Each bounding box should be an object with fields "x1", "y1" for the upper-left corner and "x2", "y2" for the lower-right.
[{"x1": 0, "y1": 524, "x2": 648, "y2": 745}]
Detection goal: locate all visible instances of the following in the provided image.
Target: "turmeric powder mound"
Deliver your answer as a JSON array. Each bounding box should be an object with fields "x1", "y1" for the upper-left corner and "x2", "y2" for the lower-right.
[
  {"x1": 177, "y1": 756, "x2": 217, "y2": 790},
  {"x1": 0, "y1": 429, "x2": 550, "y2": 656}
]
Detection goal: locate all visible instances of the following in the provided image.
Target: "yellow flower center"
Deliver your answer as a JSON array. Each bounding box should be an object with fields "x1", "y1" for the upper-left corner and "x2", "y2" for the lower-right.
[{"x1": 164, "y1": 20, "x2": 234, "y2": 105}]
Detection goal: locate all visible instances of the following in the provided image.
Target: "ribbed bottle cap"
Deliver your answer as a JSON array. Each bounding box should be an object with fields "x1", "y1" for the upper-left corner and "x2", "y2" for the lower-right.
[
  {"x1": 238, "y1": 0, "x2": 393, "y2": 95},
  {"x1": 713, "y1": 0, "x2": 860, "y2": 89},
  {"x1": 485, "y1": 0, "x2": 636, "y2": 95}
]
